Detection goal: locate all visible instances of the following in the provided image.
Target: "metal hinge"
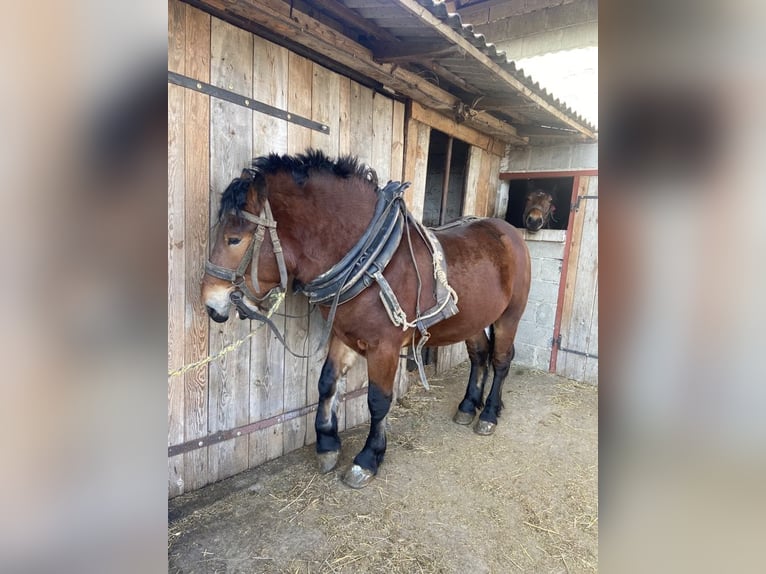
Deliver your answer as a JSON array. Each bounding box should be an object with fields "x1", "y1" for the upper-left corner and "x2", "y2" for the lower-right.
[
  {"x1": 553, "y1": 333, "x2": 598, "y2": 359},
  {"x1": 571, "y1": 195, "x2": 599, "y2": 212}
]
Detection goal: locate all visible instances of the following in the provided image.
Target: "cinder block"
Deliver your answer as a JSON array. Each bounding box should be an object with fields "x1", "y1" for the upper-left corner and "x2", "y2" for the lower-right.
[
  {"x1": 526, "y1": 239, "x2": 566, "y2": 260},
  {"x1": 571, "y1": 143, "x2": 598, "y2": 169},
  {"x1": 521, "y1": 29, "x2": 564, "y2": 58},
  {"x1": 539, "y1": 258, "x2": 563, "y2": 283},
  {"x1": 534, "y1": 302, "x2": 557, "y2": 328},
  {"x1": 528, "y1": 144, "x2": 572, "y2": 170},
  {"x1": 513, "y1": 342, "x2": 536, "y2": 367},
  {"x1": 504, "y1": 146, "x2": 531, "y2": 171},
  {"x1": 527, "y1": 279, "x2": 560, "y2": 305},
  {"x1": 515, "y1": 318, "x2": 554, "y2": 348}
]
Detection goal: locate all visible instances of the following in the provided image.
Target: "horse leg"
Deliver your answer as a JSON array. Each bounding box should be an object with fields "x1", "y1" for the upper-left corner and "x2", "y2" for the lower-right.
[
  {"x1": 343, "y1": 343, "x2": 399, "y2": 489},
  {"x1": 315, "y1": 336, "x2": 358, "y2": 473},
  {"x1": 475, "y1": 314, "x2": 519, "y2": 436},
  {"x1": 453, "y1": 329, "x2": 491, "y2": 425}
]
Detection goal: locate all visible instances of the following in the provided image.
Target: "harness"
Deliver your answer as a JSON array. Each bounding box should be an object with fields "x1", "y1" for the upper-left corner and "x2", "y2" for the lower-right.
[{"x1": 205, "y1": 181, "x2": 459, "y2": 388}]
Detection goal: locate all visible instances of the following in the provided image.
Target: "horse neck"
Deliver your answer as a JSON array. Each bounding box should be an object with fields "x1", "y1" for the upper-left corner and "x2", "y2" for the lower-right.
[{"x1": 267, "y1": 173, "x2": 378, "y2": 283}]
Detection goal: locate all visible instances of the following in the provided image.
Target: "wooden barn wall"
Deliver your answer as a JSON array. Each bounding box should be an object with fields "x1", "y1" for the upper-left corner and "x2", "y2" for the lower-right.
[
  {"x1": 556, "y1": 176, "x2": 598, "y2": 383},
  {"x1": 168, "y1": 0, "x2": 407, "y2": 497}
]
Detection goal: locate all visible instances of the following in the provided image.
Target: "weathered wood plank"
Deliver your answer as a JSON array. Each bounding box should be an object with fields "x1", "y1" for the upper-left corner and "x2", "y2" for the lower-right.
[
  {"x1": 168, "y1": 78, "x2": 185, "y2": 496},
  {"x1": 403, "y1": 118, "x2": 430, "y2": 220},
  {"x1": 284, "y1": 53, "x2": 321, "y2": 448},
  {"x1": 253, "y1": 35, "x2": 288, "y2": 156},
  {"x1": 207, "y1": 16, "x2": 253, "y2": 483},
  {"x1": 338, "y1": 75, "x2": 351, "y2": 156},
  {"x1": 288, "y1": 53, "x2": 313, "y2": 155},
  {"x1": 555, "y1": 176, "x2": 588, "y2": 377},
  {"x1": 249, "y1": 34, "x2": 289, "y2": 467},
  {"x1": 182, "y1": 5, "x2": 211, "y2": 493},
  {"x1": 168, "y1": 0, "x2": 185, "y2": 75},
  {"x1": 410, "y1": 101, "x2": 502, "y2": 154},
  {"x1": 311, "y1": 63, "x2": 340, "y2": 156},
  {"x1": 391, "y1": 100, "x2": 406, "y2": 181},
  {"x1": 475, "y1": 148, "x2": 492, "y2": 217},
  {"x1": 348, "y1": 82, "x2": 374, "y2": 167},
  {"x1": 562, "y1": 179, "x2": 597, "y2": 381},
  {"x1": 485, "y1": 153, "x2": 501, "y2": 217},
  {"x1": 372, "y1": 91, "x2": 393, "y2": 182},
  {"x1": 462, "y1": 146, "x2": 483, "y2": 216}
]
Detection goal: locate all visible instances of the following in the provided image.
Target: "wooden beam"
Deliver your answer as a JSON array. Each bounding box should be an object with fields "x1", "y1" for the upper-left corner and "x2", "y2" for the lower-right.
[
  {"x1": 370, "y1": 42, "x2": 463, "y2": 63},
  {"x1": 308, "y1": 0, "x2": 398, "y2": 44},
  {"x1": 410, "y1": 101, "x2": 507, "y2": 155},
  {"x1": 393, "y1": 0, "x2": 596, "y2": 139},
  {"x1": 184, "y1": 0, "x2": 525, "y2": 143}
]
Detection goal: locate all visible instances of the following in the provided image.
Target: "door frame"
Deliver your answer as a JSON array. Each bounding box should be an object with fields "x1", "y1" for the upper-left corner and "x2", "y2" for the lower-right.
[{"x1": 500, "y1": 169, "x2": 598, "y2": 372}]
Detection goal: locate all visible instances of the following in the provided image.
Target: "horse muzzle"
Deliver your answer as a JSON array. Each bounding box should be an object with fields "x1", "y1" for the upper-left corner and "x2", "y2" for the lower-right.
[{"x1": 206, "y1": 305, "x2": 229, "y2": 323}]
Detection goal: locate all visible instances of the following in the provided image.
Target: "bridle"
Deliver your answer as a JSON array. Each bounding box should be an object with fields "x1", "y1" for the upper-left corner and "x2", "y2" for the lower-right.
[{"x1": 204, "y1": 199, "x2": 289, "y2": 309}]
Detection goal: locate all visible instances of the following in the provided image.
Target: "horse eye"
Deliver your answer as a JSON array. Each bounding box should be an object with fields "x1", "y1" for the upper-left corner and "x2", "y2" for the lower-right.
[{"x1": 227, "y1": 237, "x2": 241, "y2": 246}]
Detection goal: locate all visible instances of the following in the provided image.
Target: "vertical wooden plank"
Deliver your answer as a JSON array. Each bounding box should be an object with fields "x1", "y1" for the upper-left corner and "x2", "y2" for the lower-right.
[
  {"x1": 168, "y1": 0, "x2": 185, "y2": 75},
  {"x1": 390, "y1": 100, "x2": 405, "y2": 181},
  {"x1": 344, "y1": 357, "x2": 369, "y2": 430},
  {"x1": 485, "y1": 153, "x2": 501, "y2": 217},
  {"x1": 403, "y1": 119, "x2": 430, "y2": 220},
  {"x1": 475, "y1": 149, "x2": 492, "y2": 217},
  {"x1": 288, "y1": 53, "x2": 313, "y2": 155},
  {"x1": 348, "y1": 82, "x2": 374, "y2": 168},
  {"x1": 182, "y1": 5, "x2": 211, "y2": 493},
  {"x1": 462, "y1": 146, "x2": 483, "y2": 216},
  {"x1": 208, "y1": 17, "x2": 253, "y2": 483},
  {"x1": 555, "y1": 176, "x2": 588, "y2": 378},
  {"x1": 583, "y1": 282, "x2": 599, "y2": 383},
  {"x1": 167, "y1": 1, "x2": 186, "y2": 495},
  {"x1": 249, "y1": 35, "x2": 289, "y2": 468},
  {"x1": 253, "y1": 36, "x2": 288, "y2": 157},
  {"x1": 371, "y1": 91, "x2": 393, "y2": 182},
  {"x1": 310, "y1": 63, "x2": 340, "y2": 156},
  {"x1": 562, "y1": 180, "x2": 598, "y2": 381},
  {"x1": 338, "y1": 76, "x2": 351, "y2": 156},
  {"x1": 285, "y1": 53, "x2": 321, "y2": 449}
]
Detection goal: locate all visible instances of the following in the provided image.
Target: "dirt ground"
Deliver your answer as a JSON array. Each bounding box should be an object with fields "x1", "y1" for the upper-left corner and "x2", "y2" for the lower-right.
[{"x1": 168, "y1": 363, "x2": 598, "y2": 573}]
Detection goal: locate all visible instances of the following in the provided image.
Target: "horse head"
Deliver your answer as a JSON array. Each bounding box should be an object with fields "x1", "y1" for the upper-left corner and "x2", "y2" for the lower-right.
[
  {"x1": 523, "y1": 184, "x2": 556, "y2": 233},
  {"x1": 201, "y1": 168, "x2": 287, "y2": 322}
]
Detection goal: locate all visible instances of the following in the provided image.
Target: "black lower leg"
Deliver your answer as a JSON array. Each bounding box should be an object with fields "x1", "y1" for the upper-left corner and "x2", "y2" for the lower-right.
[
  {"x1": 479, "y1": 345, "x2": 514, "y2": 423},
  {"x1": 353, "y1": 383, "x2": 392, "y2": 474},
  {"x1": 458, "y1": 361, "x2": 489, "y2": 413},
  {"x1": 458, "y1": 347, "x2": 489, "y2": 413},
  {"x1": 315, "y1": 359, "x2": 341, "y2": 454}
]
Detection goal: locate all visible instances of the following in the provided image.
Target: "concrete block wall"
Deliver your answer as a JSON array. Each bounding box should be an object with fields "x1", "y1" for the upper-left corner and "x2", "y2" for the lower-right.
[
  {"x1": 501, "y1": 142, "x2": 597, "y2": 172},
  {"x1": 514, "y1": 230, "x2": 566, "y2": 371}
]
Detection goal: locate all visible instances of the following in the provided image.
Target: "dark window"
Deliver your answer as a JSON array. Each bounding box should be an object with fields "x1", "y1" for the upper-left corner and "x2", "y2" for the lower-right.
[
  {"x1": 422, "y1": 130, "x2": 470, "y2": 227},
  {"x1": 506, "y1": 176, "x2": 573, "y2": 231}
]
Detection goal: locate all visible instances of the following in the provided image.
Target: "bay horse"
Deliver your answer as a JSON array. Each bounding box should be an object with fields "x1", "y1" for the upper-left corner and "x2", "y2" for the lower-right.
[
  {"x1": 201, "y1": 150, "x2": 531, "y2": 489},
  {"x1": 523, "y1": 186, "x2": 556, "y2": 232}
]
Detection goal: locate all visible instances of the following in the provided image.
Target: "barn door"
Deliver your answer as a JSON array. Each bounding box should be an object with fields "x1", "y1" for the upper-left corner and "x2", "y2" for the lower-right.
[{"x1": 554, "y1": 176, "x2": 598, "y2": 383}]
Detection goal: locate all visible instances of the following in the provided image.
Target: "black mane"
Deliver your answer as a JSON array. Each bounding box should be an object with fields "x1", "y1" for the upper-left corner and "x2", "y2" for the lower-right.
[{"x1": 218, "y1": 149, "x2": 377, "y2": 220}]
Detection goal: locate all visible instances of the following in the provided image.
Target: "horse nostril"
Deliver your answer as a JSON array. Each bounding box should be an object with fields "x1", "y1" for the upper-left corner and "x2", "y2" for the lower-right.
[{"x1": 206, "y1": 305, "x2": 229, "y2": 323}]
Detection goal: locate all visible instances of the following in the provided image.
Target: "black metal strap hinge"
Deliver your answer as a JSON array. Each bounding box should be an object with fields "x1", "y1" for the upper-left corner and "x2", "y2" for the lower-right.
[
  {"x1": 168, "y1": 71, "x2": 329, "y2": 134},
  {"x1": 571, "y1": 195, "x2": 599, "y2": 212}
]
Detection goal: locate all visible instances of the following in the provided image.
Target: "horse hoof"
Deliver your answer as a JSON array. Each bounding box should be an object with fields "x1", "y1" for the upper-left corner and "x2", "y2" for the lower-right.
[
  {"x1": 317, "y1": 451, "x2": 339, "y2": 474},
  {"x1": 474, "y1": 420, "x2": 497, "y2": 436},
  {"x1": 342, "y1": 464, "x2": 375, "y2": 489},
  {"x1": 453, "y1": 410, "x2": 475, "y2": 425}
]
